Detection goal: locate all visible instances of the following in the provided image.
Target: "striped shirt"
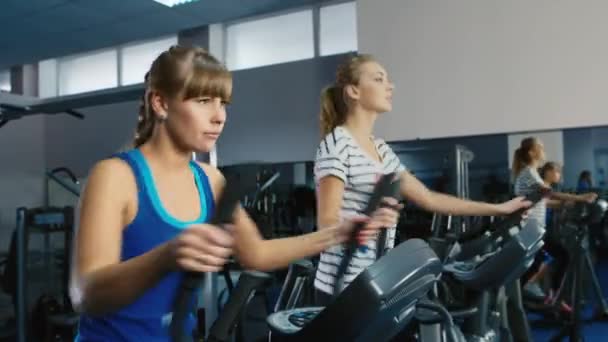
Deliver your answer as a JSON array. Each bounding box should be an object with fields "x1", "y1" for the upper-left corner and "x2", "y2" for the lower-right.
[
  {"x1": 513, "y1": 166, "x2": 546, "y2": 228},
  {"x1": 313, "y1": 126, "x2": 406, "y2": 295}
]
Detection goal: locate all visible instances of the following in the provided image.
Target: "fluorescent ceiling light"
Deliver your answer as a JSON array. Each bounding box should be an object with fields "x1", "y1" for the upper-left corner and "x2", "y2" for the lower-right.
[{"x1": 152, "y1": 0, "x2": 199, "y2": 7}]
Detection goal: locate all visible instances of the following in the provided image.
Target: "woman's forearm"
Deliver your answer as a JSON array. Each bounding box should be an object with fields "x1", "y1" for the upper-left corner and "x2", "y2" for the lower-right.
[
  {"x1": 424, "y1": 191, "x2": 503, "y2": 216},
  {"x1": 546, "y1": 199, "x2": 563, "y2": 208},
  {"x1": 75, "y1": 242, "x2": 172, "y2": 316},
  {"x1": 400, "y1": 170, "x2": 504, "y2": 216},
  {"x1": 551, "y1": 192, "x2": 584, "y2": 202},
  {"x1": 242, "y1": 228, "x2": 341, "y2": 272}
]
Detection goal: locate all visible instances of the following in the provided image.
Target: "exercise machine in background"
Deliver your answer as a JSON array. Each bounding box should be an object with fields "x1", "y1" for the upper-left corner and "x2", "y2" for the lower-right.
[{"x1": 10, "y1": 167, "x2": 81, "y2": 342}]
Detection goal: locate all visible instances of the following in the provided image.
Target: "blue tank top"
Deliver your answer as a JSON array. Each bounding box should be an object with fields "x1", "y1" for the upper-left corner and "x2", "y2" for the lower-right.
[{"x1": 76, "y1": 149, "x2": 215, "y2": 341}]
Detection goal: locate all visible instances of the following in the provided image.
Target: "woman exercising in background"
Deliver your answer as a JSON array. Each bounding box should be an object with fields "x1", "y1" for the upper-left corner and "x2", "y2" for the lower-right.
[
  {"x1": 510, "y1": 138, "x2": 597, "y2": 341},
  {"x1": 513, "y1": 138, "x2": 597, "y2": 230},
  {"x1": 521, "y1": 162, "x2": 570, "y2": 305}
]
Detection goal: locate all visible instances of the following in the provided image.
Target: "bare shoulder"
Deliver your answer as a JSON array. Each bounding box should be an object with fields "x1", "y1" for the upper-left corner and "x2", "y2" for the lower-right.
[
  {"x1": 81, "y1": 158, "x2": 137, "y2": 214},
  {"x1": 87, "y1": 158, "x2": 135, "y2": 189}
]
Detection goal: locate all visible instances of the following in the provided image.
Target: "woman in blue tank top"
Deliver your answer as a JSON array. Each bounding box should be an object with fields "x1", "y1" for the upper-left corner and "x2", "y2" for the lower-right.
[{"x1": 70, "y1": 45, "x2": 402, "y2": 341}]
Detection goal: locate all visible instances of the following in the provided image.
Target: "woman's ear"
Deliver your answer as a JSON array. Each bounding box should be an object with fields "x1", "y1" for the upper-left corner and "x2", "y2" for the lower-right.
[
  {"x1": 344, "y1": 84, "x2": 360, "y2": 102},
  {"x1": 149, "y1": 90, "x2": 170, "y2": 120}
]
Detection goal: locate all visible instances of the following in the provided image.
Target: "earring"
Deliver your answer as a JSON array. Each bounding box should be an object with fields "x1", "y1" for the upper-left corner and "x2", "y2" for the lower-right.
[{"x1": 158, "y1": 113, "x2": 168, "y2": 122}]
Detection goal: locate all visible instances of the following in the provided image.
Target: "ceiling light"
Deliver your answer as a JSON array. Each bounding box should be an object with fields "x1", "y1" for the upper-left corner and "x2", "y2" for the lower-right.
[{"x1": 152, "y1": 0, "x2": 199, "y2": 8}]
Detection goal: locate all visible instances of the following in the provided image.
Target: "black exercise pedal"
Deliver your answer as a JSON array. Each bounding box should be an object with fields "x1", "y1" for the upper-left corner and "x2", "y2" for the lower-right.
[
  {"x1": 333, "y1": 172, "x2": 401, "y2": 297},
  {"x1": 171, "y1": 180, "x2": 245, "y2": 342},
  {"x1": 287, "y1": 309, "x2": 322, "y2": 328}
]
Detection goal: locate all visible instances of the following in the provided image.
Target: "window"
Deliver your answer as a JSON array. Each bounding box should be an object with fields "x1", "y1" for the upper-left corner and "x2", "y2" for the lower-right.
[
  {"x1": 120, "y1": 36, "x2": 177, "y2": 86},
  {"x1": 38, "y1": 59, "x2": 58, "y2": 98},
  {"x1": 58, "y1": 49, "x2": 118, "y2": 95},
  {"x1": 226, "y1": 10, "x2": 314, "y2": 70},
  {"x1": 320, "y1": 2, "x2": 358, "y2": 56},
  {"x1": 0, "y1": 70, "x2": 10, "y2": 92}
]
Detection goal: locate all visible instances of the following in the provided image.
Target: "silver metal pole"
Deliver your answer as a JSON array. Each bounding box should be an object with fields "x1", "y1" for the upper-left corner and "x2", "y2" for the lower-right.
[
  {"x1": 194, "y1": 147, "x2": 220, "y2": 334},
  {"x1": 16, "y1": 208, "x2": 26, "y2": 342},
  {"x1": 455, "y1": 147, "x2": 462, "y2": 198}
]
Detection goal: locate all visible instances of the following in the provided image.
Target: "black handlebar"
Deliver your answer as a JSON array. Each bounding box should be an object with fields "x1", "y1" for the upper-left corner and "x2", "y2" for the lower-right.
[
  {"x1": 455, "y1": 187, "x2": 551, "y2": 244},
  {"x1": 170, "y1": 180, "x2": 245, "y2": 342},
  {"x1": 333, "y1": 173, "x2": 401, "y2": 298}
]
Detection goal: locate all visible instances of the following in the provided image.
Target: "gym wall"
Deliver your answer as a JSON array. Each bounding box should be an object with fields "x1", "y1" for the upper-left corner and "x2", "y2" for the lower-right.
[
  {"x1": 0, "y1": 93, "x2": 46, "y2": 250},
  {"x1": 45, "y1": 101, "x2": 138, "y2": 178},
  {"x1": 563, "y1": 126, "x2": 608, "y2": 189},
  {"x1": 591, "y1": 127, "x2": 608, "y2": 150},
  {"x1": 41, "y1": 54, "x2": 346, "y2": 177},
  {"x1": 564, "y1": 128, "x2": 594, "y2": 189},
  {"x1": 392, "y1": 133, "x2": 509, "y2": 199},
  {"x1": 358, "y1": 0, "x2": 608, "y2": 142},
  {"x1": 217, "y1": 54, "x2": 345, "y2": 166}
]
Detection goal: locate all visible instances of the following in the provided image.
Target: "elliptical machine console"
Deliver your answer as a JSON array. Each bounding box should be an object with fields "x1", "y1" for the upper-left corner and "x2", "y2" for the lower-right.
[
  {"x1": 418, "y1": 187, "x2": 550, "y2": 342},
  {"x1": 266, "y1": 173, "x2": 444, "y2": 342}
]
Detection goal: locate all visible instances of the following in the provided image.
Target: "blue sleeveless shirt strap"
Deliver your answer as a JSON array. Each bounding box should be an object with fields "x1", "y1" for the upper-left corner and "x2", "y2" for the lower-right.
[
  {"x1": 110, "y1": 151, "x2": 146, "y2": 197},
  {"x1": 190, "y1": 162, "x2": 216, "y2": 222},
  {"x1": 78, "y1": 149, "x2": 202, "y2": 341}
]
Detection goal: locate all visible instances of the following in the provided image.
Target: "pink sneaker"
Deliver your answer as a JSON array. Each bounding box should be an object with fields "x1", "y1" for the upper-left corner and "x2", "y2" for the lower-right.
[{"x1": 560, "y1": 301, "x2": 573, "y2": 314}]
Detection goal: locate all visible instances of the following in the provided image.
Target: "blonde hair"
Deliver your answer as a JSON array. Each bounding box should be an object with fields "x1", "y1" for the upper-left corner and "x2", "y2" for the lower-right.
[
  {"x1": 319, "y1": 54, "x2": 376, "y2": 137},
  {"x1": 512, "y1": 137, "x2": 539, "y2": 177}
]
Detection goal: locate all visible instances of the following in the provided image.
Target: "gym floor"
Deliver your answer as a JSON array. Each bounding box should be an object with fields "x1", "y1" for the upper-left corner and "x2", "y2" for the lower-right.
[
  {"x1": 530, "y1": 256, "x2": 608, "y2": 341},
  {"x1": 234, "y1": 261, "x2": 608, "y2": 342},
  {"x1": 2, "y1": 264, "x2": 608, "y2": 341}
]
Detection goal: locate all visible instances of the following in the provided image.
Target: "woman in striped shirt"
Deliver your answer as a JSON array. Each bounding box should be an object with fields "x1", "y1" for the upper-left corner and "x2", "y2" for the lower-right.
[
  {"x1": 513, "y1": 138, "x2": 597, "y2": 300},
  {"x1": 313, "y1": 54, "x2": 532, "y2": 302},
  {"x1": 512, "y1": 137, "x2": 597, "y2": 228}
]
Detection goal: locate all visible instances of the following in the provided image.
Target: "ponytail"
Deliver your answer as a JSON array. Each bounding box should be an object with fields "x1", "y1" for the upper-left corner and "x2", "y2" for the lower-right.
[
  {"x1": 133, "y1": 92, "x2": 155, "y2": 148},
  {"x1": 133, "y1": 73, "x2": 155, "y2": 148},
  {"x1": 319, "y1": 53, "x2": 376, "y2": 137},
  {"x1": 512, "y1": 148, "x2": 525, "y2": 177},
  {"x1": 512, "y1": 137, "x2": 539, "y2": 177},
  {"x1": 320, "y1": 86, "x2": 347, "y2": 137}
]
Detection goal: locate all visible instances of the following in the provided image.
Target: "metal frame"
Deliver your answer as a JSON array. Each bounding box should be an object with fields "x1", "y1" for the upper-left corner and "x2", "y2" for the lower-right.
[
  {"x1": 0, "y1": 69, "x2": 10, "y2": 92},
  {"x1": 16, "y1": 208, "x2": 26, "y2": 342},
  {"x1": 452, "y1": 145, "x2": 474, "y2": 199},
  {"x1": 410, "y1": 144, "x2": 474, "y2": 235},
  {"x1": 15, "y1": 207, "x2": 74, "y2": 342},
  {"x1": 194, "y1": 148, "x2": 220, "y2": 335}
]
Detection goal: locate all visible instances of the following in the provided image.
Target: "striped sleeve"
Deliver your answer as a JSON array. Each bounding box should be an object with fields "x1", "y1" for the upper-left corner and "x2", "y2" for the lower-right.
[
  {"x1": 315, "y1": 132, "x2": 348, "y2": 183},
  {"x1": 514, "y1": 167, "x2": 544, "y2": 196}
]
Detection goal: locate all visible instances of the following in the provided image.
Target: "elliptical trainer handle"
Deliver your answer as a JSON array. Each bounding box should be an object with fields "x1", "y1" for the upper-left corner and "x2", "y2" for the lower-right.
[
  {"x1": 171, "y1": 181, "x2": 244, "y2": 342},
  {"x1": 376, "y1": 175, "x2": 402, "y2": 260},
  {"x1": 333, "y1": 173, "x2": 400, "y2": 298},
  {"x1": 490, "y1": 187, "x2": 551, "y2": 238}
]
